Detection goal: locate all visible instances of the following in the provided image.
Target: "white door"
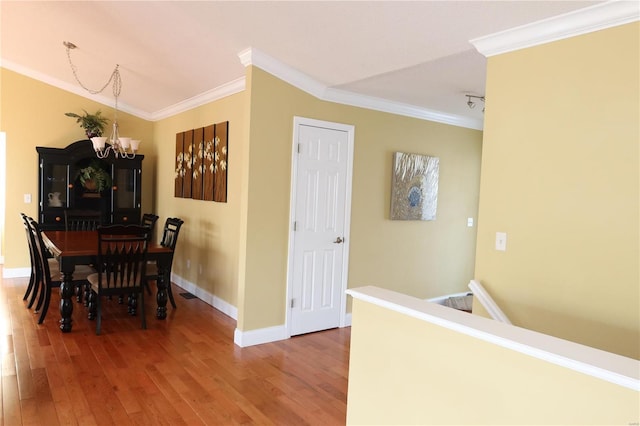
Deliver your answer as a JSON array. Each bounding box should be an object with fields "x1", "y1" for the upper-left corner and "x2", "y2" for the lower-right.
[{"x1": 288, "y1": 117, "x2": 354, "y2": 336}]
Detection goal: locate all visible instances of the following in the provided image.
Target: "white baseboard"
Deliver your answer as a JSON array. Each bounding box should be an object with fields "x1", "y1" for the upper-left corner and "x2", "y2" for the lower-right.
[
  {"x1": 171, "y1": 273, "x2": 238, "y2": 320},
  {"x1": 234, "y1": 325, "x2": 289, "y2": 348},
  {"x1": 3, "y1": 267, "x2": 30, "y2": 278},
  {"x1": 167, "y1": 274, "x2": 353, "y2": 348}
]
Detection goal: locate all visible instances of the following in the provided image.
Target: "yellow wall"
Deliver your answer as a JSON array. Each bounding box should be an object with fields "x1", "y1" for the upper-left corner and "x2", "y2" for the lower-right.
[
  {"x1": 1, "y1": 65, "x2": 482, "y2": 335},
  {"x1": 152, "y1": 91, "x2": 247, "y2": 308},
  {"x1": 239, "y1": 67, "x2": 482, "y2": 330},
  {"x1": 475, "y1": 23, "x2": 639, "y2": 358},
  {"x1": 346, "y1": 294, "x2": 639, "y2": 425},
  {"x1": 0, "y1": 69, "x2": 154, "y2": 269}
]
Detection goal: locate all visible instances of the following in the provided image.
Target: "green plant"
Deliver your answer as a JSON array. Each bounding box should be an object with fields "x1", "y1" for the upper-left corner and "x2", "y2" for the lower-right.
[
  {"x1": 65, "y1": 109, "x2": 109, "y2": 138},
  {"x1": 76, "y1": 161, "x2": 112, "y2": 192}
]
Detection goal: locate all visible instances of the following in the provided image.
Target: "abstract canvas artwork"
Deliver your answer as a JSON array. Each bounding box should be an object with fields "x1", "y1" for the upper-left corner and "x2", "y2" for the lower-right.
[{"x1": 390, "y1": 151, "x2": 439, "y2": 220}]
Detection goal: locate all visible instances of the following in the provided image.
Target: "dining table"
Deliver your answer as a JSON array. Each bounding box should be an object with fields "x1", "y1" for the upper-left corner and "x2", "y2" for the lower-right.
[{"x1": 42, "y1": 229, "x2": 174, "y2": 332}]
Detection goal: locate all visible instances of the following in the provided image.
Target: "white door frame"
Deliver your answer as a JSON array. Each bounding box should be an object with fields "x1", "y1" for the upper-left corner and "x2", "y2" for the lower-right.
[{"x1": 285, "y1": 116, "x2": 355, "y2": 336}]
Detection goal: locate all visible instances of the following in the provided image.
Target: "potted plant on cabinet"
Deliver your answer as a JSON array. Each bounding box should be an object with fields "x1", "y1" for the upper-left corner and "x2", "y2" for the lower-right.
[
  {"x1": 65, "y1": 109, "x2": 109, "y2": 138},
  {"x1": 76, "y1": 160, "x2": 112, "y2": 194}
]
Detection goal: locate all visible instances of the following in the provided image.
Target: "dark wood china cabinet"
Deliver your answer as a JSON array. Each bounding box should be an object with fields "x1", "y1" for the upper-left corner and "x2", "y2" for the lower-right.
[{"x1": 37, "y1": 140, "x2": 144, "y2": 230}]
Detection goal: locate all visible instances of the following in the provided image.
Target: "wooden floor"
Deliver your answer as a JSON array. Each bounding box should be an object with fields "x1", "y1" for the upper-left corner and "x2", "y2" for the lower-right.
[{"x1": 0, "y1": 269, "x2": 350, "y2": 425}]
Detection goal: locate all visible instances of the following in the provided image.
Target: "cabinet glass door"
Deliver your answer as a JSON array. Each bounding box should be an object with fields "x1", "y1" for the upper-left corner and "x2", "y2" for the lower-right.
[
  {"x1": 42, "y1": 162, "x2": 69, "y2": 208},
  {"x1": 113, "y1": 168, "x2": 139, "y2": 209}
]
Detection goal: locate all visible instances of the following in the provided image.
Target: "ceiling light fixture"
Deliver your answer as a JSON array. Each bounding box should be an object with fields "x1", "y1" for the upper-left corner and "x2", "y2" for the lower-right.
[
  {"x1": 466, "y1": 94, "x2": 485, "y2": 113},
  {"x1": 64, "y1": 41, "x2": 140, "y2": 158}
]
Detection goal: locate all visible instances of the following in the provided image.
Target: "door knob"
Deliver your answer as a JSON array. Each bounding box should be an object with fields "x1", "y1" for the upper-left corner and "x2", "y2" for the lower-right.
[{"x1": 333, "y1": 237, "x2": 344, "y2": 244}]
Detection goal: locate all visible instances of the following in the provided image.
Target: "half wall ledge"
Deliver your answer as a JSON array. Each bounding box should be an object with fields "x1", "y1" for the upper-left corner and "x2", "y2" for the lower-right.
[{"x1": 346, "y1": 285, "x2": 639, "y2": 391}]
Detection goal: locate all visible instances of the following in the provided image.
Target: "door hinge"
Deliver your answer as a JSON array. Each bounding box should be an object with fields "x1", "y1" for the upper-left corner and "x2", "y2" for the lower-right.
[
  {"x1": 290, "y1": 298, "x2": 295, "y2": 308},
  {"x1": 293, "y1": 221, "x2": 297, "y2": 231},
  {"x1": 297, "y1": 143, "x2": 301, "y2": 154}
]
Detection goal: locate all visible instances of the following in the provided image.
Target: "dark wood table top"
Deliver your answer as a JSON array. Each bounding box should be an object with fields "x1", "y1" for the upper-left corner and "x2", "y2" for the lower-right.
[{"x1": 43, "y1": 230, "x2": 172, "y2": 258}]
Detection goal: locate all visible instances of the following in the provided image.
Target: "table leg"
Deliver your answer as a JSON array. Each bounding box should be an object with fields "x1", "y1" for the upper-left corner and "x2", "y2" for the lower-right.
[
  {"x1": 75, "y1": 282, "x2": 83, "y2": 303},
  {"x1": 156, "y1": 262, "x2": 169, "y2": 320},
  {"x1": 59, "y1": 271, "x2": 74, "y2": 332}
]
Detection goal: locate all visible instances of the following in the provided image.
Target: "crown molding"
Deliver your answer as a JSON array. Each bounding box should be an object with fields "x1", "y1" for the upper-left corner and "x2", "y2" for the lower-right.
[
  {"x1": 324, "y1": 88, "x2": 483, "y2": 130},
  {"x1": 4, "y1": 48, "x2": 481, "y2": 129},
  {"x1": 471, "y1": 1, "x2": 640, "y2": 57},
  {"x1": 238, "y1": 47, "x2": 327, "y2": 98},
  {"x1": 1, "y1": 59, "x2": 244, "y2": 122},
  {"x1": 150, "y1": 77, "x2": 246, "y2": 121},
  {"x1": 1, "y1": 59, "x2": 153, "y2": 120},
  {"x1": 238, "y1": 47, "x2": 482, "y2": 130}
]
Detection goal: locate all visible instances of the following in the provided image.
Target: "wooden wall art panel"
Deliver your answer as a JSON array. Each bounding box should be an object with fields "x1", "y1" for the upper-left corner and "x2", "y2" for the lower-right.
[
  {"x1": 174, "y1": 121, "x2": 229, "y2": 202},
  {"x1": 192, "y1": 127, "x2": 204, "y2": 200},
  {"x1": 203, "y1": 125, "x2": 215, "y2": 201},
  {"x1": 183, "y1": 130, "x2": 194, "y2": 198},
  {"x1": 174, "y1": 132, "x2": 184, "y2": 197},
  {"x1": 214, "y1": 121, "x2": 228, "y2": 203}
]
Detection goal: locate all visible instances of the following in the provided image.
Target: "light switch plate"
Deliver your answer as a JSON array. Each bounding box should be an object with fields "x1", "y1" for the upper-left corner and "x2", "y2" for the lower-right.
[
  {"x1": 24, "y1": 193, "x2": 31, "y2": 203},
  {"x1": 496, "y1": 232, "x2": 507, "y2": 251}
]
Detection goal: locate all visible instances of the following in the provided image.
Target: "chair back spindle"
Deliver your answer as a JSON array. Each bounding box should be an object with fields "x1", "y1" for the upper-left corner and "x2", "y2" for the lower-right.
[{"x1": 65, "y1": 209, "x2": 102, "y2": 231}]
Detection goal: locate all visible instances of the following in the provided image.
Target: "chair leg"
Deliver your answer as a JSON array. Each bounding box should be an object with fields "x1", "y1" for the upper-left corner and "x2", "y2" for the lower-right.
[
  {"x1": 37, "y1": 283, "x2": 51, "y2": 324},
  {"x1": 75, "y1": 282, "x2": 83, "y2": 304},
  {"x1": 34, "y1": 279, "x2": 46, "y2": 313},
  {"x1": 88, "y1": 290, "x2": 97, "y2": 320},
  {"x1": 128, "y1": 293, "x2": 137, "y2": 316},
  {"x1": 167, "y1": 281, "x2": 177, "y2": 309},
  {"x1": 83, "y1": 282, "x2": 91, "y2": 307},
  {"x1": 27, "y1": 277, "x2": 41, "y2": 309},
  {"x1": 23, "y1": 269, "x2": 36, "y2": 301}
]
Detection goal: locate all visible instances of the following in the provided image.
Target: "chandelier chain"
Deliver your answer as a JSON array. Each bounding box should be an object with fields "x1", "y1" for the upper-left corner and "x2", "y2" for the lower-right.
[
  {"x1": 65, "y1": 44, "x2": 122, "y2": 100},
  {"x1": 64, "y1": 41, "x2": 138, "y2": 159}
]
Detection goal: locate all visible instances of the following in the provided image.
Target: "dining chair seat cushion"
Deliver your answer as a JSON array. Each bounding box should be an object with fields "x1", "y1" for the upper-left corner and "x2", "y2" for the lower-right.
[
  {"x1": 48, "y1": 261, "x2": 94, "y2": 282},
  {"x1": 145, "y1": 261, "x2": 158, "y2": 277},
  {"x1": 47, "y1": 258, "x2": 60, "y2": 275},
  {"x1": 87, "y1": 271, "x2": 144, "y2": 292}
]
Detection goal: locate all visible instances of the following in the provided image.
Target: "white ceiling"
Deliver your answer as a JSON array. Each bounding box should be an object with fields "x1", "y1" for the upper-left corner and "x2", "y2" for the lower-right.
[{"x1": 1, "y1": 1, "x2": 604, "y2": 128}]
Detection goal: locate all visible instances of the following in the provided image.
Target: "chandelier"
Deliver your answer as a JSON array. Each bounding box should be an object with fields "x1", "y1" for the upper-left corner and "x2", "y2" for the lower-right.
[{"x1": 64, "y1": 41, "x2": 140, "y2": 159}]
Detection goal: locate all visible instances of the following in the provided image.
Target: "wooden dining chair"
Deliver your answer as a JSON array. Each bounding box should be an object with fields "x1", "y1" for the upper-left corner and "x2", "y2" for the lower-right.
[
  {"x1": 64, "y1": 209, "x2": 102, "y2": 231},
  {"x1": 145, "y1": 217, "x2": 184, "y2": 309},
  {"x1": 20, "y1": 213, "x2": 39, "y2": 305},
  {"x1": 87, "y1": 224, "x2": 150, "y2": 335},
  {"x1": 141, "y1": 213, "x2": 159, "y2": 232},
  {"x1": 141, "y1": 213, "x2": 159, "y2": 245},
  {"x1": 27, "y1": 218, "x2": 94, "y2": 324},
  {"x1": 141, "y1": 213, "x2": 159, "y2": 295}
]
